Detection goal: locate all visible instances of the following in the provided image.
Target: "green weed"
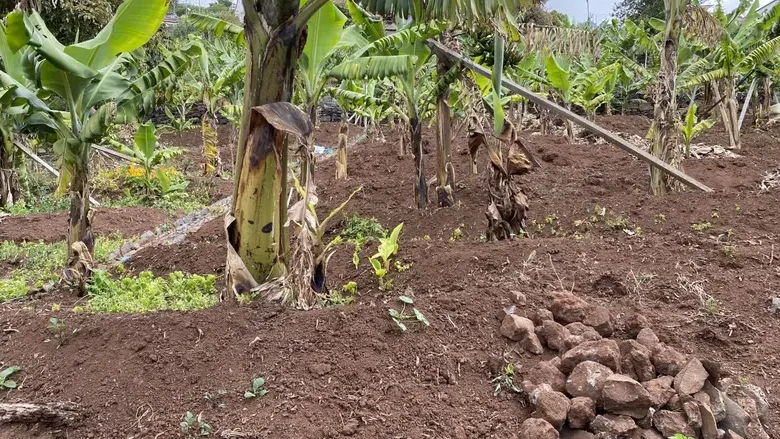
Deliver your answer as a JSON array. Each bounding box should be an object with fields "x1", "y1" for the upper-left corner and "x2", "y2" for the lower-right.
[
  {"x1": 0, "y1": 366, "x2": 20, "y2": 389},
  {"x1": 692, "y1": 222, "x2": 713, "y2": 232},
  {"x1": 86, "y1": 270, "x2": 217, "y2": 313},
  {"x1": 180, "y1": 412, "x2": 211, "y2": 437},
  {"x1": 388, "y1": 295, "x2": 429, "y2": 332},
  {"x1": 450, "y1": 224, "x2": 465, "y2": 241},
  {"x1": 320, "y1": 282, "x2": 358, "y2": 306},
  {"x1": 0, "y1": 236, "x2": 125, "y2": 302},
  {"x1": 340, "y1": 214, "x2": 387, "y2": 244},
  {"x1": 491, "y1": 362, "x2": 521, "y2": 396},
  {"x1": 244, "y1": 377, "x2": 269, "y2": 399}
]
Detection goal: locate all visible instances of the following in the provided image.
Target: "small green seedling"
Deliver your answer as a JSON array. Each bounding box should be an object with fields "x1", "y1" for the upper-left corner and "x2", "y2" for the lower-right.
[
  {"x1": 692, "y1": 221, "x2": 712, "y2": 232},
  {"x1": 388, "y1": 296, "x2": 429, "y2": 332},
  {"x1": 369, "y1": 223, "x2": 403, "y2": 290},
  {"x1": 244, "y1": 377, "x2": 268, "y2": 399},
  {"x1": 180, "y1": 411, "x2": 211, "y2": 437},
  {"x1": 321, "y1": 282, "x2": 358, "y2": 306},
  {"x1": 450, "y1": 224, "x2": 465, "y2": 241},
  {"x1": 0, "y1": 366, "x2": 20, "y2": 389},
  {"x1": 680, "y1": 103, "x2": 715, "y2": 158},
  {"x1": 491, "y1": 362, "x2": 521, "y2": 396},
  {"x1": 669, "y1": 434, "x2": 696, "y2": 439}
]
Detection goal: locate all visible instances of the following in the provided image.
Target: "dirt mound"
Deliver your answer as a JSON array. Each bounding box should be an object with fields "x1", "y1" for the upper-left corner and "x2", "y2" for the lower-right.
[
  {"x1": 0, "y1": 207, "x2": 170, "y2": 243},
  {"x1": 1, "y1": 116, "x2": 779, "y2": 438}
]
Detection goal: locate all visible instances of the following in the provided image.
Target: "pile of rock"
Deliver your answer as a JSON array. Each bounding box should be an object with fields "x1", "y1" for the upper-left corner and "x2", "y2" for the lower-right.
[{"x1": 499, "y1": 291, "x2": 770, "y2": 439}]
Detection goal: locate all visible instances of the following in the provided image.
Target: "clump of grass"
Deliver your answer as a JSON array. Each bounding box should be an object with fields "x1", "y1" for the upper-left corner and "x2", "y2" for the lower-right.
[
  {"x1": 0, "y1": 235, "x2": 126, "y2": 302},
  {"x1": 86, "y1": 270, "x2": 217, "y2": 313},
  {"x1": 340, "y1": 214, "x2": 387, "y2": 243}
]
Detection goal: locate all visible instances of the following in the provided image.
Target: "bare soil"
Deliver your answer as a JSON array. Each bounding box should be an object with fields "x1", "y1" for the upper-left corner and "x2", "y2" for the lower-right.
[{"x1": 1, "y1": 116, "x2": 779, "y2": 438}]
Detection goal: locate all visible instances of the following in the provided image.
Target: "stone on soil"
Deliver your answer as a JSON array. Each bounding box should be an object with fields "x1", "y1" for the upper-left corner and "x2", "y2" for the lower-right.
[
  {"x1": 560, "y1": 429, "x2": 596, "y2": 439},
  {"x1": 561, "y1": 339, "x2": 620, "y2": 374},
  {"x1": 653, "y1": 410, "x2": 696, "y2": 438},
  {"x1": 728, "y1": 384, "x2": 769, "y2": 424},
  {"x1": 519, "y1": 418, "x2": 559, "y2": 439},
  {"x1": 500, "y1": 314, "x2": 535, "y2": 341},
  {"x1": 683, "y1": 400, "x2": 702, "y2": 429},
  {"x1": 565, "y1": 322, "x2": 602, "y2": 340},
  {"x1": 527, "y1": 360, "x2": 567, "y2": 393},
  {"x1": 619, "y1": 340, "x2": 655, "y2": 383},
  {"x1": 674, "y1": 358, "x2": 709, "y2": 395},
  {"x1": 699, "y1": 401, "x2": 720, "y2": 439},
  {"x1": 625, "y1": 313, "x2": 650, "y2": 338},
  {"x1": 533, "y1": 308, "x2": 555, "y2": 325},
  {"x1": 550, "y1": 291, "x2": 590, "y2": 324},
  {"x1": 636, "y1": 328, "x2": 660, "y2": 350},
  {"x1": 538, "y1": 320, "x2": 570, "y2": 352},
  {"x1": 566, "y1": 361, "x2": 614, "y2": 401},
  {"x1": 568, "y1": 397, "x2": 596, "y2": 429},
  {"x1": 651, "y1": 343, "x2": 687, "y2": 376},
  {"x1": 533, "y1": 389, "x2": 571, "y2": 429},
  {"x1": 639, "y1": 429, "x2": 664, "y2": 439},
  {"x1": 590, "y1": 414, "x2": 638, "y2": 438},
  {"x1": 601, "y1": 374, "x2": 653, "y2": 419},
  {"x1": 582, "y1": 306, "x2": 613, "y2": 337}
]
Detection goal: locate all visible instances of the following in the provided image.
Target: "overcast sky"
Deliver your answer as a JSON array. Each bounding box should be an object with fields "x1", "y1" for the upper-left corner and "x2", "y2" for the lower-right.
[{"x1": 547, "y1": 0, "x2": 776, "y2": 23}]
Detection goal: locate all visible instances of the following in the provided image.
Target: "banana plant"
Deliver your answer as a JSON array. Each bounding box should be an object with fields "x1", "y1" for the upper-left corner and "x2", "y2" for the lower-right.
[
  {"x1": 329, "y1": 19, "x2": 447, "y2": 209},
  {"x1": 299, "y1": 0, "x2": 348, "y2": 123},
  {"x1": 2, "y1": 1, "x2": 199, "y2": 290},
  {"x1": 680, "y1": 103, "x2": 715, "y2": 157},
  {"x1": 680, "y1": 0, "x2": 780, "y2": 149}
]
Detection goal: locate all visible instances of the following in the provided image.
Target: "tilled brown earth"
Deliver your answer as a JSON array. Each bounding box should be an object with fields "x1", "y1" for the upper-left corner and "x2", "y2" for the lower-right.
[{"x1": 0, "y1": 116, "x2": 778, "y2": 438}]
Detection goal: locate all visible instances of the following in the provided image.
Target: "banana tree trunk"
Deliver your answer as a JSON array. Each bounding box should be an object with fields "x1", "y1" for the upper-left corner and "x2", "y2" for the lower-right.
[
  {"x1": 564, "y1": 104, "x2": 574, "y2": 144},
  {"x1": 410, "y1": 117, "x2": 427, "y2": 209},
  {"x1": 336, "y1": 121, "x2": 348, "y2": 179},
  {"x1": 228, "y1": 0, "x2": 324, "y2": 295},
  {"x1": 651, "y1": 0, "x2": 687, "y2": 195},
  {"x1": 723, "y1": 78, "x2": 740, "y2": 149},
  {"x1": 66, "y1": 154, "x2": 94, "y2": 295},
  {"x1": 435, "y1": 63, "x2": 455, "y2": 207},
  {"x1": 0, "y1": 131, "x2": 15, "y2": 208},
  {"x1": 761, "y1": 77, "x2": 773, "y2": 121}
]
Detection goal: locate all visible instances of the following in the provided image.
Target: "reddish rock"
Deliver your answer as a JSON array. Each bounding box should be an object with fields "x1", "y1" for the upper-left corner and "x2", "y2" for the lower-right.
[
  {"x1": 651, "y1": 343, "x2": 687, "y2": 376},
  {"x1": 565, "y1": 361, "x2": 614, "y2": 401},
  {"x1": 699, "y1": 401, "x2": 719, "y2": 439},
  {"x1": 500, "y1": 314, "x2": 535, "y2": 341},
  {"x1": 560, "y1": 429, "x2": 596, "y2": 439},
  {"x1": 533, "y1": 389, "x2": 571, "y2": 429},
  {"x1": 636, "y1": 328, "x2": 660, "y2": 350},
  {"x1": 561, "y1": 339, "x2": 620, "y2": 374},
  {"x1": 728, "y1": 384, "x2": 769, "y2": 424},
  {"x1": 674, "y1": 358, "x2": 709, "y2": 395},
  {"x1": 568, "y1": 397, "x2": 596, "y2": 429},
  {"x1": 665, "y1": 394, "x2": 682, "y2": 410},
  {"x1": 565, "y1": 322, "x2": 602, "y2": 340},
  {"x1": 582, "y1": 305, "x2": 613, "y2": 337},
  {"x1": 533, "y1": 308, "x2": 555, "y2": 325},
  {"x1": 590, "y1": 414, "x2": 638, "y2": 438},
  {"x1": 625, "y1": 313, "x2": 650, "y2": 338},
  {"x1": 639, "y1": 429, "x2": 664, "y2": 439},
  {"x1": 522, "y1": 333, "x2": 545, "y2": 355},
  {"x1": 619, "y1": 340, "x2": 655, "y2": 383},
  {"x1": 601, "y1": 374, "x2": 653, "y2": 419},
  {"x1": 683, "y1": 400, "x2": 702, "y2": 429},
  {"x1": 519, "y1": 418, "x2": 559, "y2": 439},
  {"x1": 538, "y1": 320, "x2": 570, "y2": 352},
  {"x1": 527, "y1": 360, "x2": 567, "y2": 393},
  {"x1": 550, "y1": 291, "x2": 590, "y2": 324},
  {"x1": 653, "y1": 410, "x2": 696, "y2": 438},
  {"x1": 643, "y1": 376, "x2": 676, "y2": 409}
]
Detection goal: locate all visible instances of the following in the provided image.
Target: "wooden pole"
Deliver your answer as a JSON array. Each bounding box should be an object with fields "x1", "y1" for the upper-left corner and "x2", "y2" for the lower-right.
[
  {"x1": 427, "y1": 40, "x2": 713, "y2": 193},
  {"x1": 738, "y1": 77, "x2": 757, "y2": 132}
]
